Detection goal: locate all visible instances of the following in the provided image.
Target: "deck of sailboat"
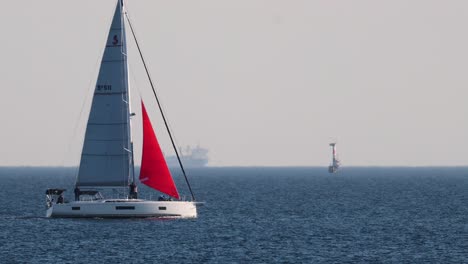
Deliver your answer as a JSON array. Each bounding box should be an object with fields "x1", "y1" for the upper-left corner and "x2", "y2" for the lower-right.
[{"x1": 47, "y1": 199, "x2": 197, "y2": 218}]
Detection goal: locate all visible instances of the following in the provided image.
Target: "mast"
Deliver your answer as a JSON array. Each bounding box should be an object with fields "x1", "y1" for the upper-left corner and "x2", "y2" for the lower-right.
[
  {"x1": 124, "y1": 10, "x2": 196, "y2": 201},
  {"x1": 120, "y1": 0, "x2": 135, "y2": 186}
]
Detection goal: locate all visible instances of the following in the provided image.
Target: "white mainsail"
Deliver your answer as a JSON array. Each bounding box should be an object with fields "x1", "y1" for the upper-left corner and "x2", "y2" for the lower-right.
[{"x1": 76, "y1": 0, "x2": 133, "y2": 187}]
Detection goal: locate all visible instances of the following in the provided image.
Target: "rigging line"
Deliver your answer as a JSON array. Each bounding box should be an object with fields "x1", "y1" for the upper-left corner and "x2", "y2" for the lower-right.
[{"x1": 124, "y1": 11, "x2": 196, "y2": 201}]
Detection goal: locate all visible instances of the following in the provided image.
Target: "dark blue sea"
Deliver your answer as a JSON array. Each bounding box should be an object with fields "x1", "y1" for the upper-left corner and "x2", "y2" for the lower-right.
[{"x1": 0, "y1": 167, "x2": 467, "y2": 263}]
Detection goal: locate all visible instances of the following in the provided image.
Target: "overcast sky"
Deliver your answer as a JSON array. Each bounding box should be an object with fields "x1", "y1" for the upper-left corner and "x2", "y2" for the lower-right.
[{"x1": 2, "y1": 0, "x2": 468, "y2": 166}]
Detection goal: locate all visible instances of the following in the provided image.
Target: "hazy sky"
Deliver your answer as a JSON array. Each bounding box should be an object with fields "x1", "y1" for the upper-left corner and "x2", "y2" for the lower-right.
[{"x1": 2, "y1": 0, "x2": 468, "y2": 166}]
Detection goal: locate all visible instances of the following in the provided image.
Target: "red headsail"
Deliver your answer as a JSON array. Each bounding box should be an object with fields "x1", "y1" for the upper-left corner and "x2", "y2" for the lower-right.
[{"x1": 139, "y1": 101, "x2": 180, "y2": 199}]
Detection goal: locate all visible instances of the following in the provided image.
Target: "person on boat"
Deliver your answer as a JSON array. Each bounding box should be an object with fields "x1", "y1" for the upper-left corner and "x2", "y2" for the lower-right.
[
  {"x1": 158, "y1": 195, "x2": 165, "y2": 201},
  {"x1": 74, "y1": 187, "x2": 80, "y2": 201},
  {"x1": 57, "y1": 195, "x2": 64, "y2": 204},
  {"x1": 129, "y1": 183, "x2": 138, "y2": 199}
]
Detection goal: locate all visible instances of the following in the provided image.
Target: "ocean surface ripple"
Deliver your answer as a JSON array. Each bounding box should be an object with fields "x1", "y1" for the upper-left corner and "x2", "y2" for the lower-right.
[{"x1": 0, "y1": 167, "x2": 467, "y2": 263}]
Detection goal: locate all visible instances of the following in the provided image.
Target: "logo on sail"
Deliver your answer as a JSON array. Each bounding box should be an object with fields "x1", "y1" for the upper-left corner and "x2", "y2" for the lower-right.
[{"x1": 112, "y1": 35, "x2": 119, "y2": 45}]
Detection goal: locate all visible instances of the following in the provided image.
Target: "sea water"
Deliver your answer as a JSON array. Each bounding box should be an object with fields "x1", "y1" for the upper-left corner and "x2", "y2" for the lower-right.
[{"x1": 0, "y1": 167, "x2": 467, "y2": 263}]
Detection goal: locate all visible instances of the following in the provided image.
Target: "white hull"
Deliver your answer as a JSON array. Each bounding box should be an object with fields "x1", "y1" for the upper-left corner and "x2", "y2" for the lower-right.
[{"x1": 46, "y1": 199, "x2": 197, "y2": 218}]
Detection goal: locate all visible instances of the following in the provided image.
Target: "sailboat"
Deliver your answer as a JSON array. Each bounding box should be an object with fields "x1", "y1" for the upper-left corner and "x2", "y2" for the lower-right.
[{"x1": 45, "y1": 0, "x2": 198, "y2": 218}]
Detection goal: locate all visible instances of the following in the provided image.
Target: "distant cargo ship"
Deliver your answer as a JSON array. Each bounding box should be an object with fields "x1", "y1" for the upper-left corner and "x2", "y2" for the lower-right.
[{"x1": 166, "y1": 145, "x2": 209, "y2": 168}]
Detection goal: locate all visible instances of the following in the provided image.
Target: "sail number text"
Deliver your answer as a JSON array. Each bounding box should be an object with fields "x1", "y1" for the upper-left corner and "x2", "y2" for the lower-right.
[{"x1": 97, "y1": 84, "x2": 112, "y2": 91}]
